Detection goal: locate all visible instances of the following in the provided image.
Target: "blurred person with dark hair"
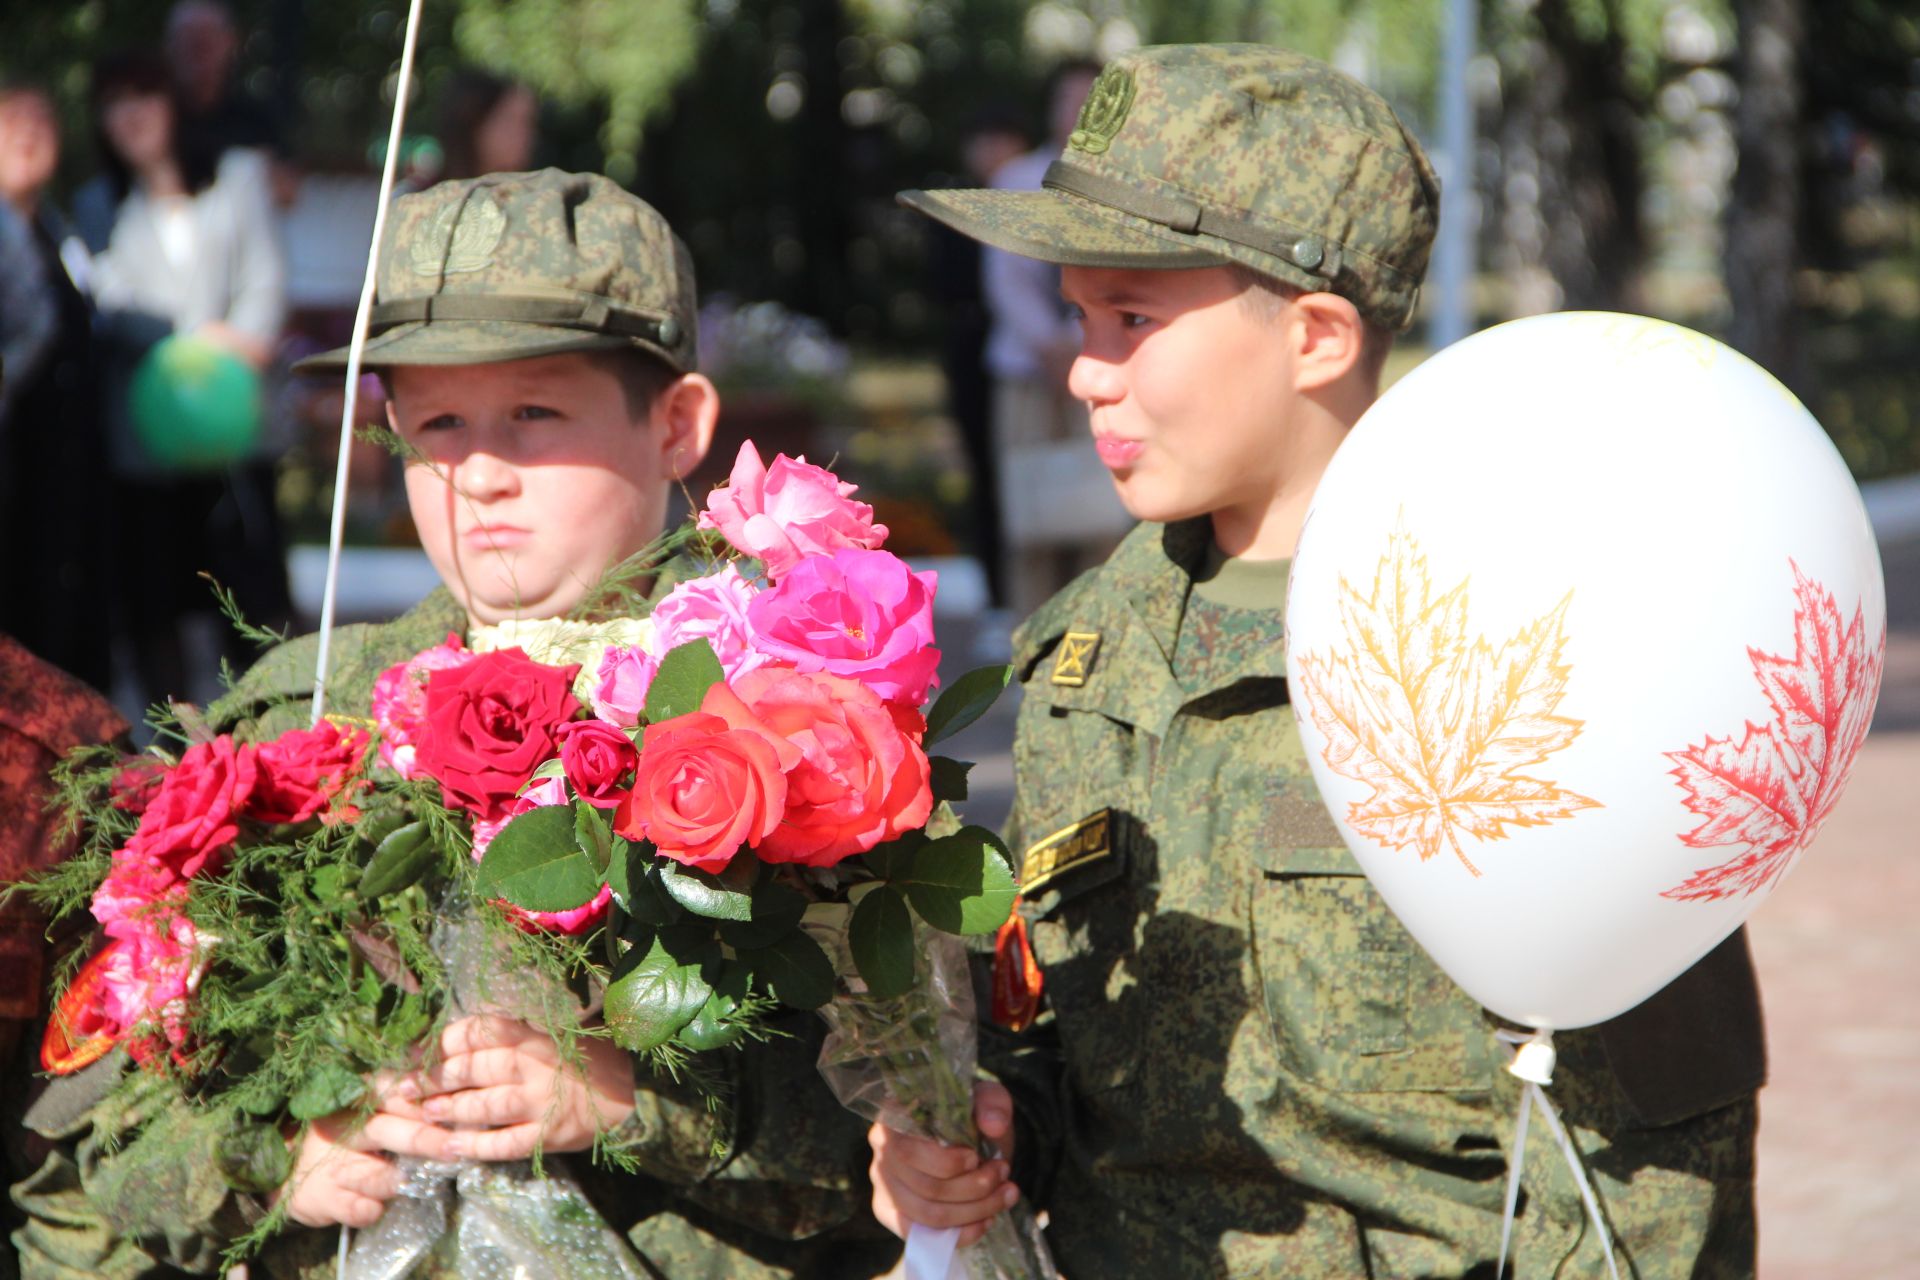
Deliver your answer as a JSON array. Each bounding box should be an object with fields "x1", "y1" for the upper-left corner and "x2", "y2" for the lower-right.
[
  {"x1": 0, "y1": 82, "x2": 114, "y2": 692},
  {"x1": 928, "y1": 104, "x2": 1031, "y2": 608},
  {"x1": 164, "y1": 0, "x2": 282, "y2": 161},
  {"x1": 980, "y1": 59, "x2": 1131, "y2": 614},
  {"x1": 436, "y1": 68, "x2": 540, "y2": 181},
  {"x1": 76, "y1": 51, "x2": 289, "y2": 715}
]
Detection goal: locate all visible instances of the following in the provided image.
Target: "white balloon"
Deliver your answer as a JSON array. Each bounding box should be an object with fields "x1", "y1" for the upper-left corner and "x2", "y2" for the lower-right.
[{"x1": 1285, "y1": 312, "x2": 1886, "y2": 1030}]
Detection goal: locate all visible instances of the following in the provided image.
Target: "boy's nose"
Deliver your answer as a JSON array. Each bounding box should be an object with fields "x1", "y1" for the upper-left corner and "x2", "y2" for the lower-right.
[
  {"x1": 454, "y1": 448, "x2": 519, "y2": 502},
  {"x1": 1066, "y1": 349, "x2": 1122, "y2": 408}
]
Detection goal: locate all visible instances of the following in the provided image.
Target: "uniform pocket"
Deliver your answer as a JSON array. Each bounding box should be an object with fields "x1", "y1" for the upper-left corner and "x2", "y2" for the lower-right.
[{"x1": 1252, "y1": 852, "x2": 1490, "y2": 1093}]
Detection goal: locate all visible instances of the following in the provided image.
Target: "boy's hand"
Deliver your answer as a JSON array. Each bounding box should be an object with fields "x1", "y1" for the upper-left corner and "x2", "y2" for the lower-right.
[
  {"x1": 276, "y1": 1103, "x2": 437, "y2": 1228},
  {"x1": 868, "y1": 1081, "x2": 1020, "y2": 1248},
  {"x1": 402, "y1": 1013, "x2": 638, "y2": 1161}
]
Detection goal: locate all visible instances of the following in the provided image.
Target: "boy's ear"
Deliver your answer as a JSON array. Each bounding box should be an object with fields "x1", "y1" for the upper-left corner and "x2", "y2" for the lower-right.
[
  {"x1": 652, "y1": 372, "x2": 720, "y2": 482},
  {"x1": 1289, "y1": 292, "x2": 1367, "y2": 393}
]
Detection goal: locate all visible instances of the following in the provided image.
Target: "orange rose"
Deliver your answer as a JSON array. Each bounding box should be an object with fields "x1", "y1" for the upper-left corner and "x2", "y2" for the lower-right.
[
  {"x1": 615, "y1": 709, "x2": 795, "y2": 872},
  {"x1": 717, "y1": 667, "x2": 933, "y2": 868}
]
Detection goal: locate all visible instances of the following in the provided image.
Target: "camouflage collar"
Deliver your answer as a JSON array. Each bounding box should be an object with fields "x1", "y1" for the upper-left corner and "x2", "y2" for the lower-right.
[{"x1": 1110, "y1": 519, "x2": 1291, "y2": 694}]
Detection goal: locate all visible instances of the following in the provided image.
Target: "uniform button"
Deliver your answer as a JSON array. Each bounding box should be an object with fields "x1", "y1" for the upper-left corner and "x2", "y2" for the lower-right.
[
  {"x1": 658, "y1": 317, "x2": 682, "y2": 347},
  {"x1": 1292, "y1": 235, "x2": 1325, "y2": 271}
]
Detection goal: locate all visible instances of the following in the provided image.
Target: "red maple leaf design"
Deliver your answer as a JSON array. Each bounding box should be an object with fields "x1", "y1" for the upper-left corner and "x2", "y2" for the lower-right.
[{"x1": 1664, "y1": 563, "x2": 1883, "y2": 902}]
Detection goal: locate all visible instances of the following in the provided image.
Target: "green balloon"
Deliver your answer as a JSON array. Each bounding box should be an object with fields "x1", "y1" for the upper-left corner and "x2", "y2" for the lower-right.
[{"x1": 129, "y1": 334, "x2": 263, "y2": 470}]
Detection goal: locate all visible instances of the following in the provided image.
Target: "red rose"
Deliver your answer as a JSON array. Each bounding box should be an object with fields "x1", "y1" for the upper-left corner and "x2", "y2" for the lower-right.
[
  {"x1": 126, "y1": 737, "x2": 259, "y2": 881},
  {"x1": 724, "y1": 667, "x2": 932, "y2": 867},
  {"x1": 556, "y1": 719, "x2": 638, "y2": 810},
  {"x1": 614, "y1": 708, "x2": 796, "y2": 872},
  {"x1": 414, "y1": 649, "x2": 581, "y2": 823},
  {"x1": 109, "y1": 758, "x2": 168, "y2": 815},
  {"x1": 248, "y1": 722, "x2": 370, "y2": 824}
]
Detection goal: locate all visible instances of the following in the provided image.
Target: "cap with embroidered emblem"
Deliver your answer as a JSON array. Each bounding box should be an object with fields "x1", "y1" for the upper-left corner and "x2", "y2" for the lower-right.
[
  {"x1": 299, "y1": 168, "x2": 697, "y2": 372},
  {"x1": 899, "y1": 44, "x2": 1440, "y2": 331}
]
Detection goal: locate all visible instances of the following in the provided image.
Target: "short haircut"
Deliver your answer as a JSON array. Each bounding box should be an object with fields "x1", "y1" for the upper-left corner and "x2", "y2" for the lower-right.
[
  {"x1": 1226, "y1": 264, "x2": 1395, "y2": 387},
  {"x1": 585, "y1": 347, "x2": 679, "y2": 422}
]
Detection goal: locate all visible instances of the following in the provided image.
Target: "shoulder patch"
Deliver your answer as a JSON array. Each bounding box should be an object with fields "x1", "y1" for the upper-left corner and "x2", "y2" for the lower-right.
[
  {"x1": 1022, "y1": 809, "x2": 1113, "y2": 894},
  {"x1": 1050, "y1": 630, "x2": 1102, "y2": 686}
]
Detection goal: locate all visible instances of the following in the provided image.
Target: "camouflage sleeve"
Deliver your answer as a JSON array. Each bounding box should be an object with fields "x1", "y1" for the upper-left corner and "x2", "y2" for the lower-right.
[{"x1": 11, "y1": 1057, "x2": 255, "y2": 1278}]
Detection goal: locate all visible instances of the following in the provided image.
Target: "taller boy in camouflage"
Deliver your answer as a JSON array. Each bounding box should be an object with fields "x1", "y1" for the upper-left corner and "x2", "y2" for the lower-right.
[
  {"x1": 11, "y1": 170, "x2": 896, "y2": 1280},
  {"x1": 874, "y1": 45, "x2": 1763, "y2": 1276}
]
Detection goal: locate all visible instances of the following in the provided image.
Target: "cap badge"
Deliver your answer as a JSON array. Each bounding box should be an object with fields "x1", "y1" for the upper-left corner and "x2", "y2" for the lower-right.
[
  {"x1": 410, "y1": 196, "x2": 507, "y2": 276},
  {"x1": 1069, "y1": 66, "x2": 1136, "y2": 155}
]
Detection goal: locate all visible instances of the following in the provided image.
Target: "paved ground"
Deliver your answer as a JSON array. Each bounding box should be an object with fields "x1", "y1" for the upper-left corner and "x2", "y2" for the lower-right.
[{"x1": 930, "y1": 533, "x2": 1920, "y2": 1274}]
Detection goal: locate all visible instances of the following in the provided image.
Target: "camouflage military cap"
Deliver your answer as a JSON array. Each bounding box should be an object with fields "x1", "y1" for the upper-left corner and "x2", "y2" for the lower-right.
[
  {"x1": 900, "y1": 44, "x2": 1440, "y2": 331},
  {"x1": 300, "y1": 168, "x2": 698, "y2": 372}
]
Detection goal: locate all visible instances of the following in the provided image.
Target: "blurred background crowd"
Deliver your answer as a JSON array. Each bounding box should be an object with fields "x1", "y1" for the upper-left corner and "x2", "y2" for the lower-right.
[{"x1": 0, "y1": 0, "x2": 1915, "y2": 717}]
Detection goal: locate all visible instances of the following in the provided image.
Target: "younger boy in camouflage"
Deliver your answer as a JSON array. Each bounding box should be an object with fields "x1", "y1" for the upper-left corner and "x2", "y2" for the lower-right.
[
  {"x1": 10, "y1": 169, "x2": 896, "y2": 1280},
  {"x1": 872, "y1": 45, "x2": 1765, "y2": 1276}
]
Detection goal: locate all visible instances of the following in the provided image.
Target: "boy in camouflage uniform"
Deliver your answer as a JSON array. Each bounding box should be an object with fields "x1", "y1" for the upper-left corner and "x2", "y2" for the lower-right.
[
  {"x1": 872, "y1": 46, "x2": 1765, "y2": 1276},
  {"x1": 10, "y1": 170, "x2": 896, "y2": 1280}
]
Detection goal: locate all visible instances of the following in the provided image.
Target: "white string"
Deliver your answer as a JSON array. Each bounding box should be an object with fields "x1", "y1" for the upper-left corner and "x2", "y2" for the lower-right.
[
  {"x1": 325, "y1": 2, "x2": 425, "y2": 1273},
  {"x1": 311, "y1": 0, "x2": 428, "y2": 729},
  {"x1": 1493, "y1": 1028, "x2": 1621, "y2": 1280}
]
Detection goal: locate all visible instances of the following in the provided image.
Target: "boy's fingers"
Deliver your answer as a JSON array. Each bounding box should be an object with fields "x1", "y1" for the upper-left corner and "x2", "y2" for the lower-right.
[
  {"x1": 973, "y1": 1082, "x2": 1014, "y2": 1148},
  {"x1": 330, "y1": 1152, "x2": 401, "y2": 1201},
  {"x1": 360, "y1": 1111, "x2": 461, "y2": 1161},
  {"x1": 448, "y1": 1121, "x2": 545, "y2": 1163},
  {"x1": 869, "y1": 1123, "x2": 984, "y2": 1180},
  {"x1": 883, "y1": 1153, "x2": 1011, "y2": 1208},
  {"x1": 338, "y1": 1192, "x2": 388, "y2": 1229},
  {"x1": 439, "y1": 1013, "x2": 531, "y2": 1058},
  {"x1": 413, "y1": 1046, "x2": 522, "y2": 1097},
  {"x1": 421, "y1": 1084, "x2": 534, "y2": 1128}
]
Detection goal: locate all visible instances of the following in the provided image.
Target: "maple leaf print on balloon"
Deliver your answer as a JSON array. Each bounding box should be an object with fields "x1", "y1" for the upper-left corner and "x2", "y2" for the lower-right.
[
  {"x1": 1663, "y1": 564, "x2": 1884, "y2": 902},
  {"x1": 1295, "y1": 523, "x2": 1600, "y2": 876}
]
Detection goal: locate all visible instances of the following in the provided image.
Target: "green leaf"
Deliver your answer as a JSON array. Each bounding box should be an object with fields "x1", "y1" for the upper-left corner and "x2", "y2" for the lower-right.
[
  {"x1": 530, "y1": 757, "x2": 568, "y2": 782},
  {"x1": 643, "y1": 638, "x2": 725, "y2": 723},
  {"x1": 861, "y1": 829, "x2": 927, "y2": 882},
  {"x1": 603, "y1": 933, "x2": 712, "y2": 1053},
  {"x1": 746, "y1": 929, "x2": 834, "y2": 1010},
  {"x1": 659, "y1": 856, "x2": 756, "y2": 921},
  {"x1": 716, "y1": 879, "x2": 807, "y2": 950},
  {"x1": 287, "y1": 1059, "x2": 366, "y2": 1121},
  {"x1": 475, "y1": 805, "x2": 601, "y2": 912},
  {"x1": 923, "y1": 664, "x2": 1012, "y2": 746},
  {"x1": 616, "y1": 846, "x2": 684, "y2": 926},
  {"x1": 848, "y1": 885, "x2": 916, "y2": 999},
  {"x1": 679, "y1": 962, "x2": 750, "y2": 1051},
  {"x1": 896, "y1": 826, "x2": 1018, "y2": 935},
  {"x1": 607, "y1": 835, "x2": 635, "y2": 907},
  {"x1": 217, "y1": 1122, "x2": 293, "y2": 1193},
  {"x1": 929, "y1": 757, "x2": 972, "y2": 804},
  {"x1": 356, "y1": 822, "x2": 436, "y2": 899},
  {"x1": 575, "y1": 803, "x2": 614, "y2": 877}
]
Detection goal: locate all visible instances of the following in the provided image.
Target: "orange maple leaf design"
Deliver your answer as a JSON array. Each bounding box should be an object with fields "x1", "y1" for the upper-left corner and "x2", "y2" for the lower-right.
[
  {"x1": 1295, "y1": 524, "x2": 1601, "y2": 875},
  {"x1": 1663, "y1": 563, "x2": 1883, "y2": 902}
]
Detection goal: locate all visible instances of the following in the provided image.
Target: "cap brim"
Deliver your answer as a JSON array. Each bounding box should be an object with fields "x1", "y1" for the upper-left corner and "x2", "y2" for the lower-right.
[
  {"x1": 899, "y1": 186, "x2": 1229, "y2": 270},
  {"x1": 294, "y1": 320, "x2": 678, "y2": 374}
]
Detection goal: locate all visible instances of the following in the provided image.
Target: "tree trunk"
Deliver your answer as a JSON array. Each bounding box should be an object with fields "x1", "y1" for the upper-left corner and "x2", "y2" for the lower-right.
[{"x1": 1723, "y1": 0, "x2": 1805, "y2": 383}]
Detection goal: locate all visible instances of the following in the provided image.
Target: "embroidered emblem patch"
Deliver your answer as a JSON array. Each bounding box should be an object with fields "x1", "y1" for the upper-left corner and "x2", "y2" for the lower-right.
[
  {"x1": 1022, "y1": 809, "x2": 1112, "y2": 895},
  {"x1": 1069, "y1": 66, "x2": 1136, "y2": 155},
  {"x1": 410, "y1": 196, "x2": 507, "y2": 275},
  {"x1": 1051, "y1": 630, "x2": 1101, "y2": 687}
]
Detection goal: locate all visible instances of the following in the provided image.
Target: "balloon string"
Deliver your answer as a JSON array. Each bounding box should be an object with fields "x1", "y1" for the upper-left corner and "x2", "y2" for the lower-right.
[
  {"x1": 311, "y1": 0, "x2": 427, "y2": 728},
  {"x1": 1493, "y1": 1028, "x2": 1621, "y2": 1280}
]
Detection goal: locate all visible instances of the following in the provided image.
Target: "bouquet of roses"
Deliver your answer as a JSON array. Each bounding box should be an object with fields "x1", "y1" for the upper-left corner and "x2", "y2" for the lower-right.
[{"x1": 471, "y1": 441, "x2": 1056, "y2": 1278}]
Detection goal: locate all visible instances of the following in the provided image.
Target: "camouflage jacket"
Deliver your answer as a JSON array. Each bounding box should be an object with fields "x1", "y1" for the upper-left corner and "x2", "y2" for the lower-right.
[
  {"x1": 11, "y1": 587, "x2": 897, "y2": 1280},
  {"x1": 989, "y1": 520, "x2": 1764, "y2": 1278}
]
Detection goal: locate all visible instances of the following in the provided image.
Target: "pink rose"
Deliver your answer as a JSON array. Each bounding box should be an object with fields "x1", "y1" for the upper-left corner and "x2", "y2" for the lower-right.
[
  {"x1": 746, "y1": 550, "x2": 941, "y2": 706},
  {"x1": 96, "y1": 902, "x2": 197, "y2": 1042},
  {"x1": 557, "y1": 718, "x2": 638, "y2": 810},
  {"x1": 372, "y1": 637, "x2": 474, "y2": 778},
  {"x1": 697, "y1": 441, "x2": 888, "y2": 580},
  {"x1": 723, "y1": 668, "x2": 933, "y2": 867},
  {"x1": 91, "y1": 856, "x2": 179, "y2": 936},
  {"x1": 592, "y1": 644, "x2": 660, "y2": 728},
  {"x1": 651, "y1": 565, "x2": 776, "y2": 683},
  {"x1": 470, "y1": 776, "x2": 569, "y2": 859}
]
